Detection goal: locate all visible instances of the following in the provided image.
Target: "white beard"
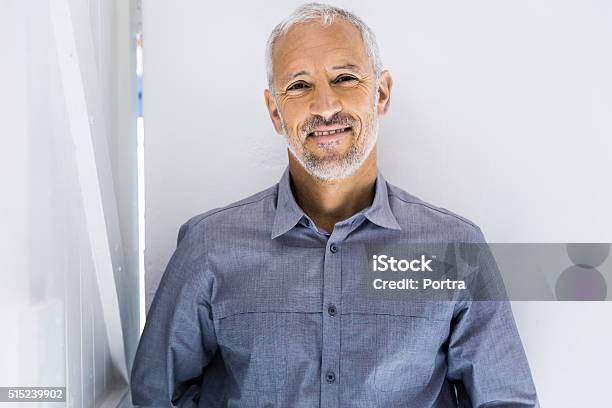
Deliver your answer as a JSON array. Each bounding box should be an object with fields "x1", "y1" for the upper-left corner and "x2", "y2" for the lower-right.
[{"x1": 280, "y1": 96, "x2": 379, "y2": 181}]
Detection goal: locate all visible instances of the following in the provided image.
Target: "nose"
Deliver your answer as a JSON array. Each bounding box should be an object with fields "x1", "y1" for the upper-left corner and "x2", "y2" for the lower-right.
[{"x1": 309, "y1": 82, "x2": 342, "y2": 120}]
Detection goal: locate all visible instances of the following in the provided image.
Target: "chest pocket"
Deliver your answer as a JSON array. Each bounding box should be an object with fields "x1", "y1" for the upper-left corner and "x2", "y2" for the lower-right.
[
  {"x1": 212, "y1": 298, "x2": 321, "y2": 393},
  {"x1": 209, "y1": 247, "x2": 324, "y2": 392},
  {"x1": 374, "y1": 313, "x2": 449, "y2": 392},
  {"x1": 214, "y1": 308, "x2": 288, "y2": 392},
  {"x1": 345, "y1": 300, "x2": 453, "y2": 392}
]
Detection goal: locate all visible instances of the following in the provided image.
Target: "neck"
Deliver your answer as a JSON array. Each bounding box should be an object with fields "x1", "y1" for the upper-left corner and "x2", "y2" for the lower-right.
[{"x1": 288, "y1": 149, "x2": 378, "y2": 234}]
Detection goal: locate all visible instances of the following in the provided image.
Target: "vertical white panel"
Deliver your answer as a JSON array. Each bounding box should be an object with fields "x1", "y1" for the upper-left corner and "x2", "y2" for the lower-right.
[
  {"x1": 110, "y1": 0, "x2": 141, "y2": 371},
  {"x1": 1, "y1": 0, "x2": 139, "y2": 406},
  {"x1": 93, "y1": 267, "x2": 108, "y2": 403},
  {"x1": 81, "y1": 236, "x2": 95, "y2": 408},
  {"x1": 50, "y1": 0, "x2": 128, "y2": 384},
  {"x1": 0, "y1": 0, "x2": 31, "y2": 388},
  {"x1": 0, "y1": 0, "x2": 70, "y2": 402}
]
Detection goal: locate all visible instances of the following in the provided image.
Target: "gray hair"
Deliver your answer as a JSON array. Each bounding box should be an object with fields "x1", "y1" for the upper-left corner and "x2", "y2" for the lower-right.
[{"x1": 265, "y1": 2, "x2": 382, "y2": 94}]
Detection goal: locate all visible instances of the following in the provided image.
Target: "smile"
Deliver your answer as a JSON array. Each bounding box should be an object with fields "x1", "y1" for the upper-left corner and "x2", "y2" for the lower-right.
[{"x1": 308, "y1": 126, "x2": 352, "y2": 137}]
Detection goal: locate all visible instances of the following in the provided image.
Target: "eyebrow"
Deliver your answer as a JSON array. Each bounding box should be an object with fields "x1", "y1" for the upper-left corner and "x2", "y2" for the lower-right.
[{"x1": 283, "y1": 70, "x2": 308, "y2": 83}]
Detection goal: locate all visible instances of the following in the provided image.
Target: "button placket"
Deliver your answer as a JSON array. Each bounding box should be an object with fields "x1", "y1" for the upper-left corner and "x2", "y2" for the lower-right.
[{"x1": 320, "y1": 227, "x2": 349, "y2": 407}]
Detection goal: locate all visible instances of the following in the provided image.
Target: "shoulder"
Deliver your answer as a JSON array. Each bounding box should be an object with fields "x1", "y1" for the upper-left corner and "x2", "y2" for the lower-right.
[
  {"x1": 176, "y1": 184, "x2": 278, "y2": 245},
  {"x1": 386, "y1": 181, "x2": 485, "y2": 242}
]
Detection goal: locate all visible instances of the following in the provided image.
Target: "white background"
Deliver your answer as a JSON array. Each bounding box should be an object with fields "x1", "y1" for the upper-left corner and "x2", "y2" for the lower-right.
[
  {"x1": 143, "y1": 1, "x2": 612, "y2": 406},
  {"x1": 1, "y1": 0, "x2": 138, "y2": 406}
]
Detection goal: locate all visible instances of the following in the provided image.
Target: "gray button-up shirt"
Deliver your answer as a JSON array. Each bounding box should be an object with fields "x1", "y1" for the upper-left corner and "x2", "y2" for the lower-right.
[{"x1": 130, "y1": 168, "x2": 539, "y2": 407}]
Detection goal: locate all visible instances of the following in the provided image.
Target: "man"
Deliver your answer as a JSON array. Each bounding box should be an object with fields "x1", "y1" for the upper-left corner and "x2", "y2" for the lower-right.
[{"x1": 131, "y1": 3, "x2": 539, "y2": 407}]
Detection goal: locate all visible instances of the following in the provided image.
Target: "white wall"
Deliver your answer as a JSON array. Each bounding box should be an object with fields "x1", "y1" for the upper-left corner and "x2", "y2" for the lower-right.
[
  {"x1": 143, "y1": 1, "x2": 612, "y2": 406},
  {"x1": 0, "y1": 0, "x2": 140, "y2": 406}
]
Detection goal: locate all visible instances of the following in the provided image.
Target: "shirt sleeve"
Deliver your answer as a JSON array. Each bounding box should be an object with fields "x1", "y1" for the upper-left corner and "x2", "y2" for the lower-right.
[
  {"x1": 446, "y1": 232, "x2": 539, "y2": 407},
  {"x1": 130, "y1": 220, "x2": 217, "y2": 407}
]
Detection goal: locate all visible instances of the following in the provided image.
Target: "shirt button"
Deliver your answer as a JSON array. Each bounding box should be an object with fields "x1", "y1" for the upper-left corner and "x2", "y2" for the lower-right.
[
  {"x1": 329, "y1": 243, "x2": 338, "y2": 253},
  {"x1": 327, "y1": 304, "x2": 337, "y2": 316},
  {"x1": 326, "y1": 371, "x2": 336, "y2": 383}
]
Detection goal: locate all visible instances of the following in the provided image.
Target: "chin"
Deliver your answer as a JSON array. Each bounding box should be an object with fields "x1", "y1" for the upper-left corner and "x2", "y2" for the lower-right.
[
  {"x1": 309, "y1": 157, "x2": 364, "y2": 181},
  {"x1": 313, "y1": 167, "x2": 360, "y2": 182}
]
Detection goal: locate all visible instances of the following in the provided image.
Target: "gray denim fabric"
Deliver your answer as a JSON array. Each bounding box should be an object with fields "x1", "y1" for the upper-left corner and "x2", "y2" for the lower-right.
[{"x1": 130, "y1": 167, "x2": 539, "y2": 407}]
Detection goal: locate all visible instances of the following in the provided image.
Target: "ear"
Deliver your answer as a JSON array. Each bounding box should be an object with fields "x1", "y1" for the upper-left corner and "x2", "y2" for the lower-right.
[
  {"x1": 376, "y1": 70, "x2": 393, "y2": 115},
  {"x1": 264, "y1": 89, "x2": 284, "y2": 135}
]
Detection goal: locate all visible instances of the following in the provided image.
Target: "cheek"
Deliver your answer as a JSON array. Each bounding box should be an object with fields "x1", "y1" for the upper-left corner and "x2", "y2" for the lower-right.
[
  {"x1": 340, "y1": 86, "x2": 376, "y2": 111},
  {"x1": 341, "y1": 89, "x2": 377, "y2": 132},
  {"x1": 280, "y1": 100, "x2": 310, "y2": 132}
]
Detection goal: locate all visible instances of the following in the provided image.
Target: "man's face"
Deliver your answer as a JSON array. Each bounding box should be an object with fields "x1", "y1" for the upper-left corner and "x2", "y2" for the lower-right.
[{"x1": 265, "y1": 19, "x2": 392, "y2": 181}]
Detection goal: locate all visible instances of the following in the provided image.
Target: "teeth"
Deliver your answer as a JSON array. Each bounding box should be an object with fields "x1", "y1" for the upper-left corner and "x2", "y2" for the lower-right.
[{"x1": 313, "y1": 127, "x2": 348, "y2": 136}]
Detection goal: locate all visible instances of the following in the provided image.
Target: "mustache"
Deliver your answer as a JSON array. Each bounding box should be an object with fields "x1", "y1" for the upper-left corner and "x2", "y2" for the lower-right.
[{"x1": 301, "y1": 113, "x2": 356, "y2": 136}]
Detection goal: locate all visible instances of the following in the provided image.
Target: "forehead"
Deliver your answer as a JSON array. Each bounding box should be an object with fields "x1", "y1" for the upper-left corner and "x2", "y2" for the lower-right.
[{"x1": 272, "y1": 19, "x2": 370, "y2": 82}]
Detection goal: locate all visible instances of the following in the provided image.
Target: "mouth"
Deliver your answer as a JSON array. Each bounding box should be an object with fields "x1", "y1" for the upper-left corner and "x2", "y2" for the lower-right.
[
  {"x1": 307, "y1": 126, "x2": 353, "y2": 145},
  {"x1": 308, "y1": 126, "x2": 352, "y2": 137}
]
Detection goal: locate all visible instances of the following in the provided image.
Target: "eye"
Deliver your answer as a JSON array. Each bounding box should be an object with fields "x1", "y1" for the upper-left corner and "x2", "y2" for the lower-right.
[
  {"x1": 286, "y1": 81, "x2": 310, "y2": 92},
  {"x1": 334, "y1": 75, "x2": 358, "y2": 85}
]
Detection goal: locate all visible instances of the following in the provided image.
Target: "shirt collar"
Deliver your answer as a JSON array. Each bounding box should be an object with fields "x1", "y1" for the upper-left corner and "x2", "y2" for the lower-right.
[
  {"x1": 271, "y1": 167, "x2": 401, "y2": 239},
  {"x1": 364, "y1": 170, "x2": 402, "y2": 231},
  {"x1": 271, "y1": 168, "x2": 306, "y2": 239}
]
